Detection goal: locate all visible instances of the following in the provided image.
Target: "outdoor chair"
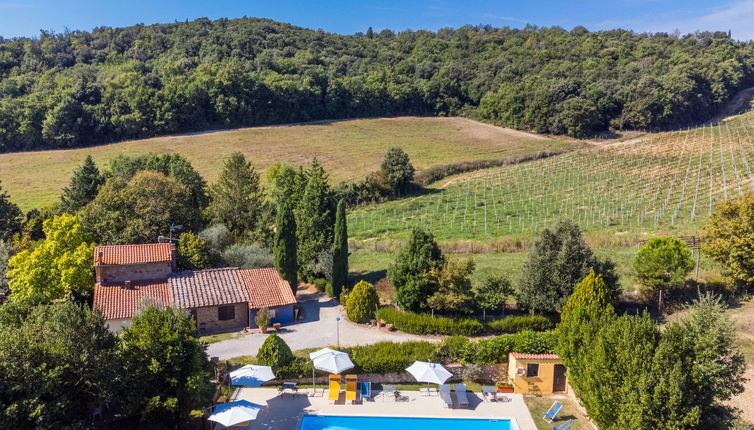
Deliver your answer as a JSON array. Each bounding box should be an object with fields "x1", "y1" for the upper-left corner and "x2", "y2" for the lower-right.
[
  {"x1": 455, "y1": 384, "x2": 469, "y2": 409},
  {"x1": 278, "y1": 382, "x2": 298, "y2": 396},
  {"x1": 328, "y1": 379, "x2": 341, "y2": 403},
  {"x1": 360, "y1": 382, "x2": 372, "y2": 400},
  {"x1": 345, "y1": 375, "x2": 358, "y2": 403},
  {"x1": 439, "y1": 390, "x2": 453, "y2": 408},
  {"x1": 543, "y1": 401, "x2": 563, "y2": 424},
  {"x1": 420, "y1": 387, "x2": 438, "y2": 396},
  {"x1": 481, "y1": 386, "x2": 497, "y2": 402},
  {"x1": 553, "y1": 419, "x2": 573, "y2": 430},
  {"x1": 381, "y1": 385, "x2": 397, "y2": 402}
]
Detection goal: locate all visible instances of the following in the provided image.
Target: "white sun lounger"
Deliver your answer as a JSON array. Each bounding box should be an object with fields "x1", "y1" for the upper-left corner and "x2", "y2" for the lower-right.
[
  {"x1": 439, "y1": 384, "x2": 453, "y2": 408},
  {"x1": 455, "y1": 384, "x2": 469, "y2": 408}
]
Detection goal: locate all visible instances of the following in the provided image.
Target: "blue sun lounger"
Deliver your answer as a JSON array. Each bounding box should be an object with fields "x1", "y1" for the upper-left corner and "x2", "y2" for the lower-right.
[
  {"x1": 543, "y1": 401, "x2": 563, "y2": 423},
  {"x1": 360, "y1": 382, "x2": 371, "y2": 400},
  {"x1": 553, "y1": 419, "x2": 572, "y2": 430}
]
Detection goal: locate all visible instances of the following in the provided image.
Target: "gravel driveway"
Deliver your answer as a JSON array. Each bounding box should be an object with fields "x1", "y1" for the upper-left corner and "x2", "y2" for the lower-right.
[{"x1": 206, "y1": 296, "x2": 438, "y2": 360}]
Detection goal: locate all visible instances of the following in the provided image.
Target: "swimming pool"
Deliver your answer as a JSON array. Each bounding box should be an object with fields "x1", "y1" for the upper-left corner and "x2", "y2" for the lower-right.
[{"x1": 299, "y1": 415, "x2": 512, "y2": 430}]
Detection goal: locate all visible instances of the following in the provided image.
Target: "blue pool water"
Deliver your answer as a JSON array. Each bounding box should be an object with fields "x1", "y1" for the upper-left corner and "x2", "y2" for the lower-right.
[{"x1": 299, "y1": 415, "x2": 512, "y2": 430}]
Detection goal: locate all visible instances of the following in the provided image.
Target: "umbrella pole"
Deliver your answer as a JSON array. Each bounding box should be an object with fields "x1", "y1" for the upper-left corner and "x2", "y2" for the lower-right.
[{"x1": 312, "y1": 360, "x2": 315, "y2": 396}]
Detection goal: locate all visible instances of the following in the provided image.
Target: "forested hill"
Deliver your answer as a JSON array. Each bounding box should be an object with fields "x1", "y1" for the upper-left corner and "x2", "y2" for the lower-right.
[{"x1": 1, "y1": 18, "x2": 753, "y2": 152}]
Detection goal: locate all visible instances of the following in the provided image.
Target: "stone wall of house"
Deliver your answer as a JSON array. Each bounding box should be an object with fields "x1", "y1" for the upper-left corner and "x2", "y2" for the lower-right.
[
  {"x1": 96, "y1": 261, "x2": 173, "y2": 283},
  {"x1": 195, "y1": 302, "x2": 248, "y2": 335}
]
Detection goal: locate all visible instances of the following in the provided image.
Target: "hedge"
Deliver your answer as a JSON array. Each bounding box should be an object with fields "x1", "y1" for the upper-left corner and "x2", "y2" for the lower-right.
[
  {"x1": 471, "y1": 330, "x2": 558, "y2": 364},
  {"x1": 486, "y1": 315, "x2": 555, "y2": 334},
  {"x1": 376, "y1": 308, "x2": 484, "y2": 336},
  {"x1": 347, "y1": 341, "x2": 436, "y2": 374}
]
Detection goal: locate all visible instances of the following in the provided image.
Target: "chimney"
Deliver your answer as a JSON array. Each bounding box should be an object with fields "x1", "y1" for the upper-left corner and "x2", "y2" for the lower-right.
[
  {"x1": 95, "y1": 251, "x2": 103, "y2": 265},
  {"x1": 123, "y1": 280, "x2": 133, "y2": 290}
]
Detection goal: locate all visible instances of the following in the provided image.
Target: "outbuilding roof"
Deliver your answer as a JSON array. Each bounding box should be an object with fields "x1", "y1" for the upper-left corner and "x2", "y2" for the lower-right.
[
  {"x1": 510, "y1": 352, "x2": 561, "y2": 360},
  {"x1": 93, "y1": 279, "x2": 172, "y2": 320},
  {"x1": 239, "y1": 267, "x2": 297, "y2": 309},
  {"x1": 94, "y1": 243, "x2": 173, "y2": 265},
  {"x1": 169, "y1": 268, "x2": 249, "y2": 308}
]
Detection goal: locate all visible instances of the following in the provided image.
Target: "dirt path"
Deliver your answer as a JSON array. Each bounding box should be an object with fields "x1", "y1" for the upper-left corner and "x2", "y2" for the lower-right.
[
  {"x1": 726, "y1": 299, "x2": 754, "y2": 423},
  {"x1": 712, "y1": 86, "x2": 754, "y2": 123}
]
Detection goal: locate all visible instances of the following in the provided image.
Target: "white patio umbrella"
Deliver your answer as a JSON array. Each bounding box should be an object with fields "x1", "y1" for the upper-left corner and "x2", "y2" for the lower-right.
[
  {"x1": 229, "y1": 365, "x2": 276, "y2": 387},
  {"x1": 208, "y1": 400, "x2": 263, "y2": 427},
  {"x1": 406, "y1": 361, "x2": 453, "y2": 385},
  {"x1": 308, "y1": 348, "x2": 355, "y2": 390}
]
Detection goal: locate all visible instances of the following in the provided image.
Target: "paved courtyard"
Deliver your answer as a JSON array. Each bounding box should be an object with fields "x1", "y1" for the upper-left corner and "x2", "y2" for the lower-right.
[
  {"x1": 207, "y1": 295, "x2": 438, "y2": 360},
  {"x1": 222, "y1": 387, "x2": 538, "y2": 430}
]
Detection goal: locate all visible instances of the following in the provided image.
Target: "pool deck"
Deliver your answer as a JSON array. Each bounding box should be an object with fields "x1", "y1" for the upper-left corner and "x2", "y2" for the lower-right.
[{"x1": 226, "y1": 387, "x2": 538, "y2": 430}]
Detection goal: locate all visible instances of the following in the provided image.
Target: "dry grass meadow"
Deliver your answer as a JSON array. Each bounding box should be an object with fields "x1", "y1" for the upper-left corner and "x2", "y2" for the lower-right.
[{"x1": 0, "y1": 116, "x2": 573, "y2": 211}]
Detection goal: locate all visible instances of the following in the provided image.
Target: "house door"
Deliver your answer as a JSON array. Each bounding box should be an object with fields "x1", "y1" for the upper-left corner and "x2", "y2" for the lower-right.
[{"x1": 553, "y1": 364, "x2": 567, "y2": 392}]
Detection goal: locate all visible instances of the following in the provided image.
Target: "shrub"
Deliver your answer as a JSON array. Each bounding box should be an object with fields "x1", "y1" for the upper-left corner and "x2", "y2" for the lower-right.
[
  {"x1": 312, "y1": 278, "x2": 330, "y2": 293},
  {"x1": 472, "y1": 330, "x2": 557, "y2": 364},
  {"x1": 256, "y1": 334, "x2": 294, "y2": 370},
  {"x1": 275, "y1": 356, "x2": 314, "y2": 379},
  {"x1": 255, "y1": 307, "x2": 270, "y2": 328},
  {"x1": 376, "y1": 307, "x2": 484, "y2": 336},
  {"x1": 346, "y1": 280, "x2": 379, "y2": 323},
  {"x1": 221, "y1": 243, "x2": 274, "y2": 269},
  {"x1": 348, "y1": 341, "x2": 435, "y2": 374},
  {"x1": 432, "y1": 336, "x2": 472, "y2": 363},
  {"x1": 486, "y1": 315, "x2": 555, "y2": 334}
]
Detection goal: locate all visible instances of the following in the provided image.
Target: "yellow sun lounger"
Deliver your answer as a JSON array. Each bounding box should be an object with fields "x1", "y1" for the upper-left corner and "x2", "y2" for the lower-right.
[
  {"x1": 328, "y1": 379, "x2": 341, "y2": 401},
  {"x1": 345, "y1": 375, "x2": 358, "y2": 403}
]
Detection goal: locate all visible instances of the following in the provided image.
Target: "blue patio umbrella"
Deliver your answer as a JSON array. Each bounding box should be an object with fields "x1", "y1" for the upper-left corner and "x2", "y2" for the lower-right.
[{"x1": 230, "y1": 365, "x2": 276, "y2": 387}]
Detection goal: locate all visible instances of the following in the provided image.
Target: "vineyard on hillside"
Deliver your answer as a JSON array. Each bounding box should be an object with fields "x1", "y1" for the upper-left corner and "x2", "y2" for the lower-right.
[{"x1": 349, "y1": 110, "x2": 754, "y2": 241}]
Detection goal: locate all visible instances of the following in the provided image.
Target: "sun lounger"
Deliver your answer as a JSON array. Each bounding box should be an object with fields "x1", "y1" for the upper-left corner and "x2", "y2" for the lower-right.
[
  {"x1": 439, "y1": 390, "x2": 453, "y2": 408},
  {"x1": 328, "y1": 379, "x2": 340, "y2": 403},
  {"x1": 381, "y1": 385, "x2": 396, "y2": 402},
  {"x1": 543, "y1": 401, "x2": 563, "y2": 424},
  {"x1": 345, "y1": 375, "x2": 358, "y2": 403},
  {"x1": 360, "y1": 382, "x2": 371, "y2": 400},
  {"x1": 553, "y1": 419, "x2": 572, "y2": 430},
  {"x1": 455, "y1": 384, "x2": 469, "y2": 408}
]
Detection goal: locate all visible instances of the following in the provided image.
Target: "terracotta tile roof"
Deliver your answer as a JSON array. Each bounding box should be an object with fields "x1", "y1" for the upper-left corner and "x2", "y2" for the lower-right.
[
  {"x1": 239, "y1": 268, "x2": 297, "y2": 309},
  {"x1": 510, "y1": 352, "x2": 560, "y2": 360},
  {"x1": 94, "y1": 243, "x2": 173, "y2": 265},
  {"x1": 169, "y1": 268, "x2": 248, "y2": 308},
  {"x1": 93, "y1": 279, "x2": 172, "y2": 320}
]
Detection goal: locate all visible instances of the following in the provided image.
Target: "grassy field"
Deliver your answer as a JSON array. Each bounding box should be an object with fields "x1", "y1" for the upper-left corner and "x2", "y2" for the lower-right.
[
  {"x1": 0, "y1": 116, "x2": 573, "y2": 211},
  {"x1": 523, "y1": 396, "x2": 592, "y2": 430},
  {"x1": 349, "y1": 110, "x2": 754, "y2": 241}
]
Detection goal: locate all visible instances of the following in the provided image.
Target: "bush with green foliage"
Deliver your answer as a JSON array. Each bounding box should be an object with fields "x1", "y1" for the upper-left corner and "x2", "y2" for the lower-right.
[
  {"x1": 296, "y1": 160, "x2": 335, "y2": 279},
  {"x1": 486, "y1": 315, "x2": 555, "y2": 334},
  {"x1": 346, "y1": 280, "x2": 379, "y2": 323},
  {"x1": 380, "y1": 147, "x2": 415, "y2": 196},
  {"x1": 0, "y1": 181, "x2": 23, "y2": 242},
  {"x1": 388, "y1": 228, "x2": 445, "y2": 312},
  {"x1": 274, "y1": 202, "x2": 298, "y2": 294},
  {"x1": 221, "y1": 244, "x2": 274, "y2": 269},
  {"x1": 118, "y1": 306, "x2": 214, "y2": 428},
  {"x1": 518, "y1": 219, "x2": 618, "y2": 314},
  {"x1": 255, "y1": 307, "x2": 271, "y2": 329},
  {"x1": 59, "y1": 155, "x2": 104, "y2": 215},
  {"x1": 561, "y1": 269, "x2": 613, "y2": 320},
  {"x1": 177, "y1": 232, "x2": 211, "y2": 270},
  {"x1": 376, "y1": 307, "x2": 484, "y2": 336},
  {"x1": 473, "y1": 275, "x2": 515, "y2": 319},
  {"x1": 472, "y1": 330, "x2": 558, "y2": 364},
  {"x1": 432, "y1": 336, "x2": 472, "y2": 363},
  {"x1": 0, "y1": 301, "x2": 117, "y2": 429},
  {"x1": 348, "y1": 341, "x2": 435, "y2": 374},
  {"x1": 703, "y1": 192, "x2": 754, "y2": 288},
  {"x1": 633, "y1": 236, "x2": 694, "y2": 293},
  {"x1": 256, "y1": 334, "x2": 294, "y2": 371}
]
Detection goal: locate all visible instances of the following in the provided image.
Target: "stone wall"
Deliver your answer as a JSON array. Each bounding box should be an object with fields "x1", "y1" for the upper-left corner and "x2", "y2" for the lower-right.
[
  {"x1": 195, "y1": 302, "x2": 248, "y2": 335},
  {"x1": 96, "y1": 261, "x2": 173, "y2": 283}
]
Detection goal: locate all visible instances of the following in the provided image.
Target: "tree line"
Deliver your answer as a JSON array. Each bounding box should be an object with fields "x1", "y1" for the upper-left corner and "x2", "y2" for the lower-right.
[{"x1": 1, "y1": 18, "x2": 753, "y2": 152}]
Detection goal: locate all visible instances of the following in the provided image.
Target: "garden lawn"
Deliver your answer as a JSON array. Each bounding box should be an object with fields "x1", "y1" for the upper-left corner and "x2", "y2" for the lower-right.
[{"x1": 523, "y1": 396, "x2": 592, "y2": 430}]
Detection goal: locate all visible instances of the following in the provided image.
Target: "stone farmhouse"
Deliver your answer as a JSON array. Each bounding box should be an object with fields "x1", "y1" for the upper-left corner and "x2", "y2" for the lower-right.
[{"x1": 92, "y1": 243, "x2": 297, "y2": 334}]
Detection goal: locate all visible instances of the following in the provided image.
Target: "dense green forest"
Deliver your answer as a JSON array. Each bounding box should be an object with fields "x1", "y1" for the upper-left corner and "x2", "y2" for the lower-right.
[{"x1": 1, "y1": 17, "x2": 753, "y2": 151}]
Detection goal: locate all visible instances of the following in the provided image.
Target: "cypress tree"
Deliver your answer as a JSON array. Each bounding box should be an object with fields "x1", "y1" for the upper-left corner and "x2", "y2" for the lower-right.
[
  {"x1": 331, "y1": 199, "x2": 348, "y2": 297},
  {"x1": 59, "y1": 155, "x2": 103, "y2": 214},
  {"x1": 274, "y1": 203, "x2": 298, "y2": 295},
  {"x1": 0, "y1": 181, "x2": 23, "y2": 242},
  {"x1": 295, "y1": 160, "x2": 334, "y2": 278},
  {"x1": 388, "y1": 228, "x2": 444, "y2": 312}
]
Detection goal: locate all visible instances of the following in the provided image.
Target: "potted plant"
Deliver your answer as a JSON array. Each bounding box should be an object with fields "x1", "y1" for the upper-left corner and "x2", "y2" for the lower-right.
[
  {"x1": 496, "y1": 380, "x2": 514, "y2": 393},
  {"x1": 255, "y1": 307, "x2": 271, "y2": 333}
]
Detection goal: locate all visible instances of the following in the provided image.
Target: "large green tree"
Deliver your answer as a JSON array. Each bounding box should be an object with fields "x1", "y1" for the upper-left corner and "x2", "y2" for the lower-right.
[
  {"x1": 633, "y1": 236, "x2": 694, "y2": 298},
  {"x1": 472, "y1": 275, "x2": 515, "y2": 320},
  {"x1": 176, "y1": 231, "x2": 211, "y2": 270},
  {"x1": 331, "y1": 198, "x2": 349, "y2": 297},
  {"x1": 59, "y1": 155, "x2": 104, "y2": 214},
  {"x1": 561, "y1": 268, "x2": 613, "y2": 321},
  {"x1": 518, "y1": 219, "x2": 618, "y2": 314},
  {"x1": 79, "y1": 171, "x2": 199, "y2": 244},
  {"x1": 208, "y1": 152, "x2": 267, "y2": 243},
  {"x1": 346, "y1": 280, "x2": 379, "y2": 323},
  {"x1": 296, "y1": 160, "x2": 335, "y2": 278},
  {"x1": 380, "y1": 147, "x2": 415, "y2": 196},
  {"x1": 118, "y1": 306, "x2": 214, "y2": 428},
  {"x1": 7, "y1": 214, "x2": 95, "y2": 303},
  {"x1": 388, "y1": 227, "x2": 444, "y2": 312},
  {"x1": 0, "y1": 301, "x2": 118, "y2": 429},
  {"x1": 274, "y1": 202, "x2": 298, "y2": 295},
  {"x1": 427, "y1": 258, "x2": 476, "y2": 315},
  {"x1": 0, "y1": 181, "x2": 23, "y2": 242},
  {"x1": 702, "y1": 192, "x2": 754, "y2": 288}
]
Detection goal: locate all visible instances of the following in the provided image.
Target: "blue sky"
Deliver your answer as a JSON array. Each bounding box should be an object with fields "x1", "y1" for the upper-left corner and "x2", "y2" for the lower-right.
[{"x1": 1, "y1": 0, "x2": 754, "y2": 41}]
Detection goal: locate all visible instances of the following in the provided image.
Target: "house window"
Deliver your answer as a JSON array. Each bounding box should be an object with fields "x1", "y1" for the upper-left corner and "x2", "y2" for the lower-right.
[
  {"x1": 269, "y1": 308, "x2": 277, "y2": 318},
  {"x1": 218, "y1": 306, "x2": 235, "y2": 321},
  {"x1": 526, "y1": 363, "x2": 539, "y2": 378}
]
